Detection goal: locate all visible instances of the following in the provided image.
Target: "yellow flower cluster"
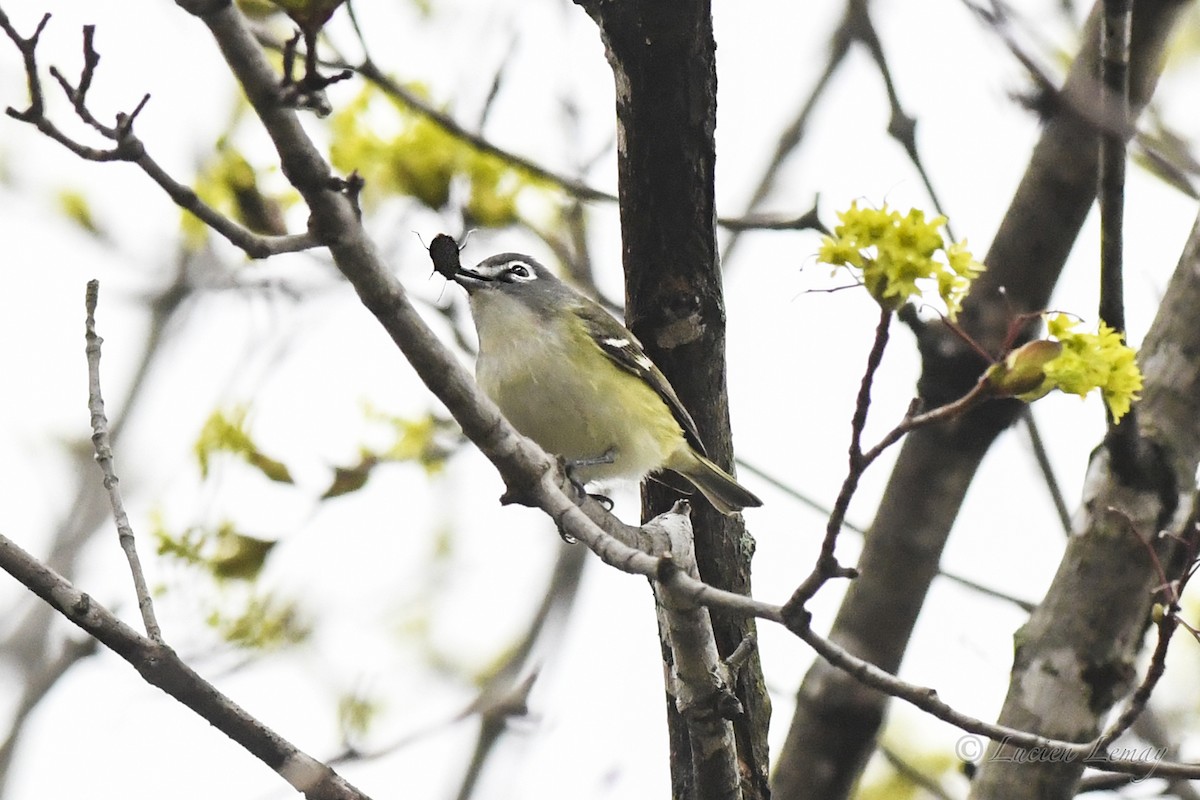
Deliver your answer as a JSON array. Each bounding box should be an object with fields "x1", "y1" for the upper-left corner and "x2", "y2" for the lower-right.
[
  {"x1": 988, "y1": 314, "x2": 1143, "y2": 421},
  {"x1": 818, "y1": 201, "x2": 984, "y2": 319}
]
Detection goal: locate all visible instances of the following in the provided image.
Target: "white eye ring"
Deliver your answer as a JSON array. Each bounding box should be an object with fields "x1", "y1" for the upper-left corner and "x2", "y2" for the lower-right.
[{"x1": 507, "y1": 263, "x2": 532, "y2": 279}]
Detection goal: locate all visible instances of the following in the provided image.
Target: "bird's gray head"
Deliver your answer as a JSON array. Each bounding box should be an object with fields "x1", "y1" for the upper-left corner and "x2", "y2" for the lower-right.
[{"x1": 454, "y1": 253, "x2": 569, "y2": 319}]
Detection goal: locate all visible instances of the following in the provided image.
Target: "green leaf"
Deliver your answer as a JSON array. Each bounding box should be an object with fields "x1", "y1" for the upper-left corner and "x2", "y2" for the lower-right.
[
  {"x1": 338, "y1": 692, "x2": 382, "y2": 741},
  {"x1": 195, "y1": 407, "x2": 294, "y2": 484},
  {"x1": 329, "y1": 83, "x2": 559, "y2": 225},
  {"x1": 186, "y1": 141, "x2": 293, "y2": 248},
  {"x1": 322, "y1": 453, "x2": 380, "y2": 499},
  {"x1": 208, "y1": 593, "x2": 310, "y2": 650},
  {"x1": 209, "y1": 523, "x2": 278, "y2": 581},
  {"x1": 57, "y1": 189, "x2": 102, "y2": 235},
  {"x1": 154, "y1": 518, "x2": 276, "y2": 582}
]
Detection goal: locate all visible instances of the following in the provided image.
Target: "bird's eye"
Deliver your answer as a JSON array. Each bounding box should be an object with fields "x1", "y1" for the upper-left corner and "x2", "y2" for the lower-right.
[{"x1": 507, "y1": 264, "x2": 531, "y2": 279}]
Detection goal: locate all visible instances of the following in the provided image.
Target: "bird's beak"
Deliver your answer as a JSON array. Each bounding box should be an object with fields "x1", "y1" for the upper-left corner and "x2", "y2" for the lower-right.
[{"x1": 453, "y1": 268, "x2": 491, "y2": 289}]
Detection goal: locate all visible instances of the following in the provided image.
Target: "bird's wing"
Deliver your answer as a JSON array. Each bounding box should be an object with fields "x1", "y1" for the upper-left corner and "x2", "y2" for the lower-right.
[{"x1": 577, "y1": 303, "x2": 708, "y2": 457}]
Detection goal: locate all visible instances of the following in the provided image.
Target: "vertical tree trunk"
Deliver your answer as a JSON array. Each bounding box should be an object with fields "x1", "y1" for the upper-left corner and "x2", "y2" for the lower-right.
[
  {"x1": 574, "y1": 2, "x2": 771, "y2": 798},
  {"x1": 968, "y1": 211, "x2": 1200, "y2": 800}
]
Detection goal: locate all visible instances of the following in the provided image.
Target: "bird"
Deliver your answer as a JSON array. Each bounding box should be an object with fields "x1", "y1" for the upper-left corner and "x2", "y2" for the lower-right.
[{"x1": 452, "y1": 252, "x2": 761, "y2": 516}]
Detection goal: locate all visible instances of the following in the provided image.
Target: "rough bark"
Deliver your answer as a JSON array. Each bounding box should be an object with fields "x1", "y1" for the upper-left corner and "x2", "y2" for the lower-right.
[
  {"x1": 772, "y1": 2, "x2": 1192, "y2": 797},
  {"x1": 969, "y1": 210, "x2": 1200, "y2": 800},
  {"x1": 574, "y1": 2, "x2": 771, "y2": 798}
]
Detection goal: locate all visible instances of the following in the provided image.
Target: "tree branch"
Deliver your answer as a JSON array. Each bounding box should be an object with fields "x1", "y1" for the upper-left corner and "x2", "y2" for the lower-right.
[
  {"x1": 257, "y1": 28, "x2": 825, "y2": 238},
  {"x1": 0, "y1": 531, "x2": 373, "y2": 800},
  {"x1": 85, "y1": 280, "x2": 163, "y2": 643},
  {"x1": 0, "y1": 11, "x2": 320, "y2": 259},
  {"x1": 1098, "y1": 0, "x2": 1131, "y2": 337}
]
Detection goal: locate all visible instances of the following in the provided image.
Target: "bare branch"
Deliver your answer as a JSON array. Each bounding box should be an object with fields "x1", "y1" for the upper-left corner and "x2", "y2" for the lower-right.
[
  {"x1": 0, "y1": 636, "x2": 97, "y2": 772},
  {"x1": 723, "y1": 0, "x2": 948, "y2": 266},
  {"x1": 784, "y1": 310, "x2": 996, "y2": 610},
  {"x1": 85, "y1": 280, "x2": 162, "y2": 643},
  {"x1": 879, "y1": 746, "x2": 957, "y2": 800},
  {"x1": 790, "y1": 307, "x2": 895, "y2": 603},
  {"x1": 717, "y1": 205, "x2": 827, "y2": 235},
  {"x1": 0, "y1": 530, "x2": 372, "y2": 800},
  {"x1": 738, "y1": 456, "x2": 1037, "y2": 611},
  {"x1": 965, "y1": 0, "x2": 1198, "y2": 200},
  {"x1": 0, "y1": 8, "x2": 50, "y2": 118},
  {"x1": 1021, "y1": 407, "x2": 1073, "y2": 535},
  {"x1": 720, "y1": 0, "x2": 851, "y2": 265},
  {"x1": 789, "y1": 615, "x2": 1200, "y2": 781},
  {"x1": 1094, "y1": 509, "x2": 1200, "y2": 750},
  {"x1": 258, "y1": 27, "x2": 819, "y2": 236},
  {"x1": 1094, "y1": 611, "x2": 1177, "y2": 750},
  {"x1": 353, "y1": 56, "x2": 616, "y2": 203},
  {"x1": 1, "y1": 12, "x2": 321, "y2": 258},
  {"x1": 849, "y1": 0, "x2": 955, "y2": 239}
]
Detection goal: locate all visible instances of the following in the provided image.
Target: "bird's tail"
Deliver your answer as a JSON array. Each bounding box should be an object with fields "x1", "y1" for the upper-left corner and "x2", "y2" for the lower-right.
[{"x1": 671, "y1": 450, "x2": 762, "y2": 516}]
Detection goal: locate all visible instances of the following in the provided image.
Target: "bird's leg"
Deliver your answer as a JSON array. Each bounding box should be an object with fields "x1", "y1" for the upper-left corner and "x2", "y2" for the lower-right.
[
  {"x1": 588, "y1": 494, "x2": 614, "y2": 512},
  {"x1": 566, "y1": 447, "x2": 616, "y2": 471},
  {"x1": 280, "y1": 31, "x2": 302, "y2": 91},
  {"x1": 560, "y1": 448, "x2": 616, "y2": 510}
]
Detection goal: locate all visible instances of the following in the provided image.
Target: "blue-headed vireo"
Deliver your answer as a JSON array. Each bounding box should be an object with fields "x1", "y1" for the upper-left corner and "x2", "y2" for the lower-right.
[{"x1": 453, "y1": 253, "x2": 762, "y2": 516}]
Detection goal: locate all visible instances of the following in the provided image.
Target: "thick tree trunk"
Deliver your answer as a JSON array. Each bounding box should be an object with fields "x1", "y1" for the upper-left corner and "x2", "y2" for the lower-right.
[
  {"x1": 968, "y1": 211, "x2": 1200, "y2": 800},
  {"x1": 574, "y1": 2, "x2": 771, "y2": 798}
]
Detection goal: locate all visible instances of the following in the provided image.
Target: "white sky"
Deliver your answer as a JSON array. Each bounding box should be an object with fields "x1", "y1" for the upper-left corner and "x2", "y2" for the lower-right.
[{"x1": 1, "y1": 0, "x2": 1198, "y2": 798}]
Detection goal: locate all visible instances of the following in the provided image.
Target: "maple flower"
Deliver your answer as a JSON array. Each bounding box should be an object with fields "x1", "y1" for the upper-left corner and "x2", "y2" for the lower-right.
[
  {"x1": 817, "y1": 202, "x2": 984, "y2": 319},
  {"x1": 986, "y1": 314, "x2": 1143, "y2": 421}
]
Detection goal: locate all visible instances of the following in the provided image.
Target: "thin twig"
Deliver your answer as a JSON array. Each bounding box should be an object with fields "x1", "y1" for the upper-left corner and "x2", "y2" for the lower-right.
[
  {"x1": 0, "y1": 9, "x2": 49, "y2": 118},
  {"x1": 962, "y1": 0, "x2": 1197, "y2": 200},
  {"x1": 0, "y1": 637, "x2": 97, "y2": 770},
  {"x1": 85, "y1": 280, "x2": 163, "y2": 643},
  {"x1": 1094, "y1": 610, "x2": 1177, "y2": 750},
  {"x1": 736, "y1": 457, "x2": 1036, "y2": 611},
  {"x1": 1021, "y1": 407, "x2": 1073, "y2": 534},
  {"x1": 784, "y1": 366, "x2": 994, "y2": 612},
  {"x1": 879, "y1": 745, "x2": 956, "y2": 800},
  {"x1": 790, "y1": 617, "x2": 1200, "y2": 781},
  {"x1": 1, "y1": 14, "x2": 320, "y2": 259},
  {"x1": 0, "y1": 530, "x2": 373, "y2": 800},
  {"x1": 354, "y1": 55, "x2": 615, "y2": 201},
  {"x1": 937, "y1": 570, "x2": 1035, "y2": 613},
  {"x1": 722, "y1": 0, "x2": 949, "y2": 268},
  {"x1": 788, "y1": 307, "x2": 894, "y2": 606},
  {"x1": 259, "y1": 29, "x2": 823, "y2": 236},
  {"x1": 736, "y1": 457, "x2": 860, "y2": 524},
  {"x1": 850, "y1": 0, "x2": 955, "y2": 240},
  {"x1": 720, "y1": 0, "x2": 852, "y2": 265},
  {"x1": 1092, "y1": 506, "x2": 1200, "y2": 749},
  {"x1": 1098, "y1": 0, "x2": 1140, "y2": 468}
]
